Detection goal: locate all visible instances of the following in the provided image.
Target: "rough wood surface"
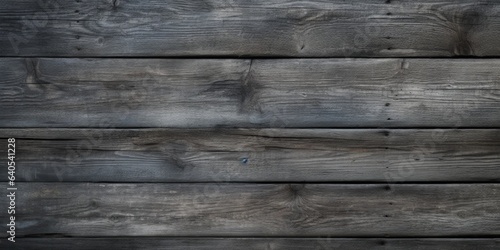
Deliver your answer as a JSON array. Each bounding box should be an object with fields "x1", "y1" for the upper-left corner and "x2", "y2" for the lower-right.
[
  {"x1": 5, "y1": 183, "x2": 500, "y2": 237},
  {"x1": 1, "y1": 0, "x2": 500, "y2": 57},
  {"x1": 1, "y1": 58, "x2": 499, "y2": 128},
  {"x1": 1, "y1": 129, "x2": 499, "y2": 182},
  {"x1": 1, "y1": 0, "x2": 499, "y2": 247},
  {"x1": 2, "y1": 238, "x2": 499, "y2": 250}
]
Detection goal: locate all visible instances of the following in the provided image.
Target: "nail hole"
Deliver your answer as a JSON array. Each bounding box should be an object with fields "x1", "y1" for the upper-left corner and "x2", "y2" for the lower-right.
[
  {"x1": 387, "y1": 118, "x2": 391, "y2": 120},
  {"x1": 387, "y1": 12, "x2": 392, "y2": 15},
  {"x1": 385, "y1": 103, "x2": 390, "y2": 106}
]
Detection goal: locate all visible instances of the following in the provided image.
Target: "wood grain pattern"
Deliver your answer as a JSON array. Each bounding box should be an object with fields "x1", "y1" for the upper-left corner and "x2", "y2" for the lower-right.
[
  {"x1": 1, "y1": 129, "x2": 499, "y2": 182},
  {"x1": 5, "y1": 183, "x2": 500, "y2": 237},
  {"x1": 1, "y1": 58, "x2": 499, "y2": 128},
  {"x1": 2, "y1": 238, "x2": 499, "y2": 250},
  {"x1": 1, "y1": 0, "x2": 498, "y2": 247},
  {"x1": 1, "y1": 0, "x2": 500, "y2": 57}
]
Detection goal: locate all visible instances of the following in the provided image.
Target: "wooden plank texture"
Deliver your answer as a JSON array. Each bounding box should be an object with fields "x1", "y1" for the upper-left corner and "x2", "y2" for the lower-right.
[
  {"x1": 0, "y1": 129, "x2": 499, "y2": 182},
  {"x1": 1, "y1": 58, "x2": 499, "y2": 128},
  {"x1": 4, "y1": 183, "x2": 500, "y2": 237},
  {"x1": 1, "y1": 238, "x2": 499, "y2": 250},
  {"x1": 1, "y1": 0, "x2": 500, "y2": 57},
  {"x1": 1, "y1": 0, "x2": 498, "y2": 247}
]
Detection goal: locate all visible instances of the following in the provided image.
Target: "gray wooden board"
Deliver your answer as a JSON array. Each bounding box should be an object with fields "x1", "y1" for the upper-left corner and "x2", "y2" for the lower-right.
[
  {"x1": 1, "y1": 0, "x2": 500, "y2": 57},
  {"x1": 3, "y1": 183, "x2": 500, "y2": 236},
  {"x1": 1, "y1": 58, "x2": 499, "y2": 128},
  {"x1": 1, "y1": 0, "x2": 498, "y2": 246},
  {"x1": 1, "y1": 238, "x2": 499, "y2": 250},
  {"x1": 0, "y1": 129, "x2": 499, "y2": 182}
]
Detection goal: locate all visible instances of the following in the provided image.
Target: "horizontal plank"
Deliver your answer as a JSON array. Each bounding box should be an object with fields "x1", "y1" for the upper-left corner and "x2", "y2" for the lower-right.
[
  {"x1": 1, "y1": 0, "x2": 500, "y2": 57},
  {"x1": 6, "y1": 183, "x2": 500, "y2": 236},
  {"x1": 1, "y1": 129, "x2": 499, "y2": 182},
  {"x1": 1, "y1": 58, "x2": 500, "y2": 127},
  {"x1": 2, "y1": 238, "x2": 499, "y2": 250}
]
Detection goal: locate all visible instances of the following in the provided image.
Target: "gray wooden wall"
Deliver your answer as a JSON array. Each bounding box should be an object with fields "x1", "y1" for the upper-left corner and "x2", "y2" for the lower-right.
[{"x1": 1, "y1": 0, "x2": 499, "y2": 249}]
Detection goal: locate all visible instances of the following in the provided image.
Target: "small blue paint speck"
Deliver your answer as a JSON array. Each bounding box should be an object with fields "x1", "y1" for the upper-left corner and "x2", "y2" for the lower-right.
[{"x1": 240, "y1": 157, "x2": 248, "y2": 164}]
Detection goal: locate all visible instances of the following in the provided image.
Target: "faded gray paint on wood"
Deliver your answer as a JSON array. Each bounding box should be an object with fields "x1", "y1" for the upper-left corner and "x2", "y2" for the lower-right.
[
  {"x1": 1, "y1": 0, "x2": 499, "y2": 246},
  {"x1": 6, "y1": 183, "x2": 500, "y2": 236},
  {"x1": 2, "y1": 238, "x2": 499, "y2": 250},
  {"x1": 1, "y1": 129, "x2": 499, "y2": 182},
  {"x1": 1, "y1": 58, "x2": 499, "y2": 127},
  {"x1": 0, "y1": 0, "x2": 499, "y2": 57}
]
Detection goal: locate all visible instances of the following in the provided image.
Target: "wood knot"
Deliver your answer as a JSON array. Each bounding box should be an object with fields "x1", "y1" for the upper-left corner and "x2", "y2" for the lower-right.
[
  {"x1": 287, "y1": 184, "x2": 305, "y2": 197},
  {"x1": 89, "y1": 200, "x2": 98, "y2": 208},
  {"x1": 109, "y1": 214, "x2": 125, "y2": 222},
  {"x1": 449, "y1": 8, "x2": 485, "y2": 56}
]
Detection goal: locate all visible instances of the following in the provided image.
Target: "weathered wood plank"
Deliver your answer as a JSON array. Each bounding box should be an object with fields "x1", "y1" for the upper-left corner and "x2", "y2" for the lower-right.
[
  {"x1": 1, "y1": 0, "x2": 500, "y2": 57},
  {"x1": 1, "y1": 129, "x2": 499, "y2": 182},
  {"x1": 5, "y1": 183, "x2": 500, "y2": 236},
  {"x1": 2, "y1": 238, "x2": 499, "y2": 250},
  {"x1": 1, "y1": 58, "x2": 499, "y2": 127}
]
